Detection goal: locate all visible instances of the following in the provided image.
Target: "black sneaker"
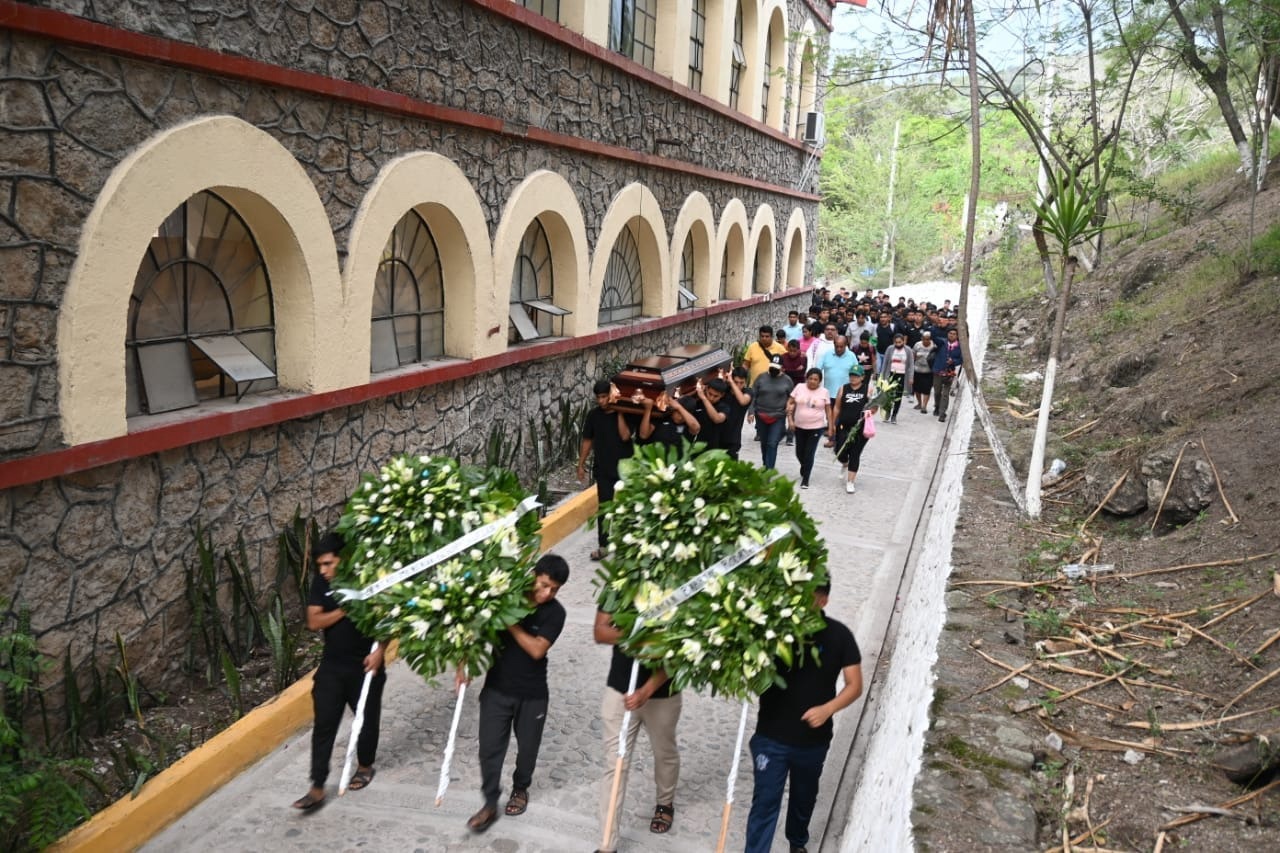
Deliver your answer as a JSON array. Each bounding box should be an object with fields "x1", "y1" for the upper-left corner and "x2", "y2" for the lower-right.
[{"x1": 938, "y1": 413, "x2": 947, "y2": 422}]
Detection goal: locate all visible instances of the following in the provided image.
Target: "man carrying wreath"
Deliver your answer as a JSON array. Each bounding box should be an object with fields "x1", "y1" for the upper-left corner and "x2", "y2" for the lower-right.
[
  {"x1": 744, "y1": 581, "x2": 863, "y2": 853},
  {"x1": 462, "y1": 554, "x2": 571, "y2": 833}
]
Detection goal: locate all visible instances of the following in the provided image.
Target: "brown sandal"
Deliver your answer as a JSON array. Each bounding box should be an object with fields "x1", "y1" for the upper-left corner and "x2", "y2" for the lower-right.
[
  {"x1": 505, "y1": 787, "x2": 529, "y2": 816},
  {"x1": 650, "y1": 802, "x2": 674, "y2": 834}
]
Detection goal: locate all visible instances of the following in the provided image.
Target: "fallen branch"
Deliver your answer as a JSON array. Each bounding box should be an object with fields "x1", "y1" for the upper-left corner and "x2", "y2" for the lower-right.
[
  {"x1": 1080, "y1": 471, "x2": 1128, "y2": 535},
  {"x1": 1221, "y1": 666, "x2": 1280, "y2": 714},
  {"x1": 1199, "y1": 435, "x2": 1239, "y2": 525},
  {"x1": 967, "y1": 661, "x2": 1035, "y2": 699},
  {"x1": 1041, "y1": 721, "x2": 1182, "y2": 757},
  {"x1": 1165, "y1": 804, "x2": 1252, "y2": 822},
  {"x1": 1253, "y1": 625, "x2": 1280, "y2": 658},
  {"x1": 1161, "y1": 617, "x2": 1259, "y2": 669},
  {"x1": 1159, "y1": 778, "x2": 1280, "y2": 830},
  {"x1": 1061, "y1": 418, "x2": 1101, "y2": 440},
  {"x1": 1119, "y1": 703, "x2": 1280, "y2": 731},
  {"x1": 1150, "y1": 441, "x2": 1191, "y2": 532},
  {"x1": 974, "y1": 647, "x2": 1124, "y2": 713},
  {"x1": 1199, "y1": 588, "x2": 1272, "y2": 630},
  {"x1": 1099, "y1": 553, "x2": 1277, "y2": 583},
  {"x1": 1044, "y1": 818, "x2": 1115, "y2": 853}
]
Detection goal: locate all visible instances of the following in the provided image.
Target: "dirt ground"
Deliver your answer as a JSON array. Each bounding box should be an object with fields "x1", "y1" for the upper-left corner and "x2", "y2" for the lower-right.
[{"x1": 912, "y1": 169, "x2": 1280, "y2": 850}]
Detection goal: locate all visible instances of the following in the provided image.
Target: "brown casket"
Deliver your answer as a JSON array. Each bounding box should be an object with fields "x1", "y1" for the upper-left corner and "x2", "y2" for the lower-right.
[{"x1": 609, "y1": 345, "x2": 732, "y2": 414}]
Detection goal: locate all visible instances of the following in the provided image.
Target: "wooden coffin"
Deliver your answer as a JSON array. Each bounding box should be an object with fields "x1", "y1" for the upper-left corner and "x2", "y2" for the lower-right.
[{"x1": 609, "y1": 345, "x2": 732, "y2": 414}]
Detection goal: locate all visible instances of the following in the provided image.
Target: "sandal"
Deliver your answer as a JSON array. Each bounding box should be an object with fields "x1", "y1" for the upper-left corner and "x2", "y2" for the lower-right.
[
  {"x1": 348, "y1": 766, "x2": 375, "y2": 791},
  {"x1": 505, "y1": 787, "x2": 529, "y2": 816},
  {"x1": 650, "y1": 802, "x2": 674, "y2": 834},
  {"x1": 291, "y1": 791, "x2": 325, "y2": 811},
  {"x1": 467, "y1": 804, "x2": 499, "y2": 833},
  {"x1": 590, "y1": 549, "x2": 604, "y2": 561}
]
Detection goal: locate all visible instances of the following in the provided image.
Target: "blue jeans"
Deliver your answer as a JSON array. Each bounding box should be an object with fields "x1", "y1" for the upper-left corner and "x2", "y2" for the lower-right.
[
  {"x1": 744, "y1": 734, "x2": 829, "y2": 853},
  {"x1": 757, "y1": 416, "x2": 786, "y2": 469}
]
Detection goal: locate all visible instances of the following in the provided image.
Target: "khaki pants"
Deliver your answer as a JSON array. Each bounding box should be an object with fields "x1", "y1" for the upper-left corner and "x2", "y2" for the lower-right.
[{"x1": 597, "y1": 687, "x2": 682, "y2": 851}]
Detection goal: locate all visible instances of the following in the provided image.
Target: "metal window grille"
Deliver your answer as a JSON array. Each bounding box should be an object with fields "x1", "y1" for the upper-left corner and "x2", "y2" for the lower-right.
[
  {"x1": 729, "y1": 3, "x2": 745, "y2": 110},
  {"x1": 611, "y1": 0, "x2": 656, "y2": 69},
  {"x1": 371, "y1": 209, "x2": 445, "y2": 372},
  {"x1": 761, "y1": 25, "x2": 773, "y2": 122},
  {"x1": 126, "y1": 190, "x2": 275, "y2": 415},
  {"x1": 509, "y1": 217, "x2": 568, "y2": 342},
  {"x1": 599, "y1": 223, "x2": 644, "y2": 325},
  {"x1": 517, "y1": 0, "x2": 559, "y2": 21},
  {"x1": 678, "y1": 234, "x2": 698, "y2": 310},
  {"x1": 688, "y1": 0, "x2": 706, "y2": 91},
  {"x1": 719, "y1": 246, "x2": 730, "y2": 300}
]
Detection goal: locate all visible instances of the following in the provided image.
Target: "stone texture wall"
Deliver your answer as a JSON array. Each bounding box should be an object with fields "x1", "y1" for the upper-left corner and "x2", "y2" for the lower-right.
[
  {"x1": 0, "y1": 293, "x2": 809, "y2": 691},
  {"x1": 0, "y1": 4, "x2": 821, "y2": 455}
]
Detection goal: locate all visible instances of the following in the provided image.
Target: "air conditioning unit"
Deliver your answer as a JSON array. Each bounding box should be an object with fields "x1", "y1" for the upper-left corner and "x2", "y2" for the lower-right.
[{"x1": 803, "y1": 111, "x2": 825, "y2": 145}]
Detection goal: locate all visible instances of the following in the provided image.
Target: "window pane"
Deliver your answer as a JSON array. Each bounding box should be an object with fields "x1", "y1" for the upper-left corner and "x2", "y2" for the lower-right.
[
  {"x1": 371, "y1": 318, "x2": 399, "y2": 372},
  {"x1": 393, "y1": 315, "x2": 419, "y2": 365},
  {"x1": 186, "y1": 266, "x2": 233, "y2": 336},
  {"x1": 372, "y1": 210, "x2": 446, "y2": 369},
  {"x1": 599, "y1": 224, "x2": 643, "y2": 325}
]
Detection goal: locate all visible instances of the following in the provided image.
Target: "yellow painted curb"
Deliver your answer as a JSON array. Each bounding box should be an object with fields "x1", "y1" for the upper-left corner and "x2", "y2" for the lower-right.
[{"x1": 53, "y1": 487, "x2": 599, "y2": 852}]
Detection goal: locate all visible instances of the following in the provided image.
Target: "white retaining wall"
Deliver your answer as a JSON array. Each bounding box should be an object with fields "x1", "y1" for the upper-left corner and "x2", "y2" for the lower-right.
[{"x1": 840, "y1": 282, "x2": 989, "y2": 852}]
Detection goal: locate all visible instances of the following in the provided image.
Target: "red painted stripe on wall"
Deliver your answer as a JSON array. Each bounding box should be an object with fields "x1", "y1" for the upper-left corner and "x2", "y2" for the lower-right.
[
  {"x1": 0, "y1": 1, "x2": 821, "y2": 201},
  {"x1": 0, "y1": 290, "x2": 812, "y2": 490}
]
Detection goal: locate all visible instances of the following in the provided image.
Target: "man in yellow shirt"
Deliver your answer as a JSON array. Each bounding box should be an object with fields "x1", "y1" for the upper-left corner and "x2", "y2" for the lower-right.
[{"x1": 743, "y1": 325, "x2": 786, "y2": 385}]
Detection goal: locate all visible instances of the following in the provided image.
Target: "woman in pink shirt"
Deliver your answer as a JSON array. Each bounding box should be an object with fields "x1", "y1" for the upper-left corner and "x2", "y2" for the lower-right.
[
  {"x1": 798, "y1": 323, "x2": 819, "y2": 358},
  {"x1": 786, "y1": 368, "x2": 832, "y2": 489}
]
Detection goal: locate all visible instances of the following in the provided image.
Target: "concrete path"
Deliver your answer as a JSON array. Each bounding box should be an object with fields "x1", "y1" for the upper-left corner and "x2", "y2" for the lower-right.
[{"x1": 146, "y1": 367, "x2": 951, "y2": 853}]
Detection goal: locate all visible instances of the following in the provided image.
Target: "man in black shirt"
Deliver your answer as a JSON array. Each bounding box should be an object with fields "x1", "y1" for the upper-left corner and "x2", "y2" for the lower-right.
[
  {"x1": 718, "y1": 368, "x2": 754, "y2": 460},
  {"x1": 594, "y1": 608, "x2": 683, "y2": 849},
  {"x1": 578, "y1": 380, "x2": 634, "y2": 561},
  {"x1": 684, "y1": 378, "x2": 729, "y2": 448},
  {"x1": 292, "y1": 533, "x2": 387, "y2": 811},
  {"x1": 464, "y1": 554, "x2": 570, "y2": 833},
  {"x1": 744, "y1": 583, "x2": 863, "y2": 853}
]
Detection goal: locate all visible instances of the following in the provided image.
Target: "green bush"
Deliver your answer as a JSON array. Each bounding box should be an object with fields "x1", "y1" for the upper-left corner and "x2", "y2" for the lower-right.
[
  {"x1": 1251, "y1": 224, "x2": 1280, "y2": 275},
  {"x1": 1, "y1": 605, "x2": 91, "y2": 851}
]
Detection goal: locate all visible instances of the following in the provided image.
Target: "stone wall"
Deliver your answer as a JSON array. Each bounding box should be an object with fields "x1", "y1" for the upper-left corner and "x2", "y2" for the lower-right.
[
  {"x1": 0, "y1": 6, "x2": 820, "y2": 455},
  {"x1": 0, "y1": 293, "x2": 809, "y2": 694}
]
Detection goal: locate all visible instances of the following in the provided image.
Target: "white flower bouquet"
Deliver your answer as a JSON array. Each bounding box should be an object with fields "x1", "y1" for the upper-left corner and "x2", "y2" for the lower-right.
[
  {"x1": 334, "y1": 454, "x2": 542, "y2": 679},
  {"x1": 596, "y1": 442, "x2": 828, "y2": 698}
]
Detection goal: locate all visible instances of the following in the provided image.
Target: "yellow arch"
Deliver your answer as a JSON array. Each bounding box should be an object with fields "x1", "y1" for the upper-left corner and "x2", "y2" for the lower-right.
[
  {"x1": 669, "y1": 192, "x2": 718, "y2": 311},
  {"x1": 57, "y1": 116, "x2": 342, "y2": 445},
  {"x1": 759, "y1": 0, "x2": 789, "y2": 130},
  {"x1": 492, "y1": 170, "x2": 590, "y2": 348},
  {"x1": 717, "y1": 198, "x2": 750, "y2": 301},
  {"x1": 748, "y1": 203, "x2": 778, "y2": 293},
  {"x1": 781, "y1": 207, "x2": 808, "y2": 290},
  {"x1": 588, "y1": 183, "x2": 670, "y2": 331},
  {"x1": 344, "y1": 153, "x2": 493, "y2": 365}
]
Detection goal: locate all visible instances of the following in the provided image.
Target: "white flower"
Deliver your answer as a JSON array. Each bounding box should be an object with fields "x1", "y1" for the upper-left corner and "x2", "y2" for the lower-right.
[
  {"x1": 429, "y1": 598, "x2": 445, "y2": 611},
  {"x1": 693, "y1": 497, "x2": 705, "y2": 509}
]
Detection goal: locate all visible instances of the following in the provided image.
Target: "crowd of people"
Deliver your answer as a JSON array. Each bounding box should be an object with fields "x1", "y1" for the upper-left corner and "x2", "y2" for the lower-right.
[{"x1": 289, "y1": 286, "x2": 960, "y2": 853}]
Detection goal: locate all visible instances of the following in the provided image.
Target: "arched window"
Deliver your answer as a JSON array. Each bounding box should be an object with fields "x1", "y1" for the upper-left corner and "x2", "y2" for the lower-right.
[
  {"x1": 718, "y1": 246, "x2": 730, "y2": 301},
  {"x1": 761, "y1": 25, "x2": 773, "y2": 123},
  {"x1": 678, "y1": 234, "x2": 698, "y2": 310},
  {"x1": 518, "y1": 0, "x2": 559, "y2": 21},
  {"x1": 599, "y1": 223, "x2": 644, "y2": 325},
  {"x1": 509, "y1": 217, "x2": 567, "y2": 342},
  {"x1": 610, "y1": 0, "x2": 657, "y2": 69},
  {"x1": 371, "y1": 209, "x2": 445, "y2": 372},
  {"x1": 729, "y1": 2, "x2": 745, "y2": 110},
  {"x1": 126, "y1": 190, "x2": 275, "y2": 415},
  {"x1": 688, "y1": 0, "x2": 707, "y2": 91}
]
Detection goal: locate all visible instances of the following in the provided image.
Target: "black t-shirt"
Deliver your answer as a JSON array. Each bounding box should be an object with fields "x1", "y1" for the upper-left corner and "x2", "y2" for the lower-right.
[
  {"x1": 484, "y1": 598, "x2": 566, "y2": 700},
  {"x1": 836, "y1": 385, "x2": 869, "y2": 427},
  {"x1": 905, "y1": 325, "x2": 924, "y2": 347},
  {"x1": 607, "y1": 645, "x2": 678, "y2": 699},
  {"x1": 649, "y1": 399, "x2": 695, "y2": 447},
  {"x1": 719, "y1": 387, "x2": 753, "y2": 450},
  {"x1": 874, "y1": 323, "x2": 896, "y2": 353},
  {"x1": 756, "y1": 614, "x2": 861, "y2": 746},
  {"x1": 682, "y1": 394, "x2": 726, "y2": 446},
  {"x1": 582, "y1": 406, "x2": 632, "y2": 475},
  {"x1": 309, "y1": 573, "x2": 379, "y2": 673}
]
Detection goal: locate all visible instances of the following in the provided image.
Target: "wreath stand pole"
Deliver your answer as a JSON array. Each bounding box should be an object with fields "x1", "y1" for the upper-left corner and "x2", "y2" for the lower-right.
[
  {"x1": 338, "y1": 641, "x2": 379, "y2": 795},
  {"x1": 434, "y1": 681, "x2": 467, "y2": 806},
  {"x1": 600, "y1": 659, "x2": 641, "y2": 851},
  {"x1": 715, "y1": 700, "x2": 751, "y2": 852}
]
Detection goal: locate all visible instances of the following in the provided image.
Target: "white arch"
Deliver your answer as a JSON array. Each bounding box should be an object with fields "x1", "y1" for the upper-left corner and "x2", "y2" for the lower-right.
[
  {"x1": 717, "y1": 198, "x2": 751, "y2": 301},
  {"x1": 57, "y1": 116, "x2": 343, "y2": 444},
  {"x1": 492, "y1": 171, "x2": 591, "y2": 349},
  {"x1": 669, "y1": 191, "x2": 718, "y2": 310},
  {"x1": 780, "y1": 207, "x2": 808, "y2": 290},
  {"x1": 790, "y1": 21, "x2": 819, "y2": 140},
  {"x1": 344, "y1": 152, "x2": 493, "y2": 365},
  {"x1": 748, "y1": 203, "x2": 778, "y2": 293},
  {"x1": 589, "y1": 183, "x2": 670, "y2": 331}
]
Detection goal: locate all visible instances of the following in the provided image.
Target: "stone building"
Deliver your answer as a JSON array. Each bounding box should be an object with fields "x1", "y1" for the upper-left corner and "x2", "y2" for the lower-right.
[{"x1": 0, "y1": 1, "x2": 838, "y2": 690}]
